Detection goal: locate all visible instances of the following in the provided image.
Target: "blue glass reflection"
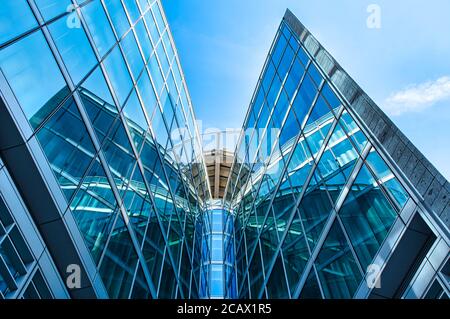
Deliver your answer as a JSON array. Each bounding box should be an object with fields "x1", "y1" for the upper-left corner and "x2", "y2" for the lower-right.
[{"x1": 0, "y1": 31, "x2": 69, "y2": 129}]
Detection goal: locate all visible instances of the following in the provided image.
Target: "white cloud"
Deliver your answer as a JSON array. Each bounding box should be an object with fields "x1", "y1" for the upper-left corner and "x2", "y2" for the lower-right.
[{"x1": 384, "y1": 76, "x2": 450, "y2": 116}]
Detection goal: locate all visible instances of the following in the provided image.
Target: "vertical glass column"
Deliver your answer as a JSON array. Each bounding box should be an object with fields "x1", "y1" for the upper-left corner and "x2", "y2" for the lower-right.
[{"x1": 199, "y1": 200, "x2": 236, "y2": 299}]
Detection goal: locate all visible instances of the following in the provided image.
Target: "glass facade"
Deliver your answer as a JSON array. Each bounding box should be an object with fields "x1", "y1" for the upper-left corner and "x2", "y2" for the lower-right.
[
  {"x1": 0, "y1": 0, "x2": 209, "y2": 299},
  {"x1": 0, "y1": 3, "x2": 448, "y2": 299},
  {"x1": 223, "y1": 15, "x2": 448, "y2": 299}
]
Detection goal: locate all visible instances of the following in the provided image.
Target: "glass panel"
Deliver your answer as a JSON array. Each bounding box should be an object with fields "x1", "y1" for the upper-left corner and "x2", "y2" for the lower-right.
[
  {"x1": 120, "y1": 30, "x2": 144, "y2": 80},
  {"x1": 123, "y1": 0, "x2": 141, "y2": 24},
  {"x1": 144, "y1": 10, "x2": 160, "y2": 45},
  {"x1": 0, "y1": 31, "x2": 69, "y2": 129},
  {"x1": 316, "y1": 122, "x2": 359, "y2": 203},
  {"x1": 137, "y1": 0, "x2": 150, "y2": 12},
  {"x1": 148, "y1": 52, "x2": 164, "y2": 95},
  {"x1": 142, "y1": 213, "x2": 164, "y2": 285},
  {"x1": 284, "y1": 57, "x2": 305, "y2": 97},
  {"x1": 48, "y1": 15, "x2": 98, "y2": 85},
  {"x1": 307, "y1": 63, "x2": 323, "y2": 87},
  {"x1": 162, "y1": 32, "x2": 174, "y2": 62},
  {"x1": 339, "y1": 110, "x2": 368, "y2": 152},
  {"x1": 123, "y1": 168, "x2": 152, "y2": 245},
  {"x1": 81, "y1": 0, "x2": 116, "y2": 57},
  {"x1": 271, "y1": 33, "x2": 287, "y2": 67},
  {"x1": 103, "y1": 45, "x2": 133, "y2": 106},
  {"x1": 366, "y1": 149, "x2": 409, "y2": 209},
  {"x1": 297, "y1": 47, "x2": 309, "y2": 66},
  {"x1": 37, "y1": 97, "x2": 96, "y2": 200},
  {"x1": 321, "y1": 83, "x2": 341, "y2": 110},
  {"x1": 104, "y1": 0, "x2": 130, "y2": 39},
  {"x1": 299, "y1": 268, "x2": 323, "y2": 299},
  {"x1": 156, "y1": 41, "x2": 169, "y2": 77},
  {"x1": 158, "y1": 253, "x2": 177, "y2": 298},
  {"x1": 291, "y1": 75, "x2": 317, "y2": 127},
  {"x1": 298, "y1": 174, "x2": 333, "y2": 251},
  {"x1": 339, "y1": 164, "x2": 398, "y2": 270},
  {"x1": 262, "y1": 60, "x2": 276, "y2": 92},
  {"x1": 266, "y1": 254, "x2": 289, "y2": 298},
  {"x1": 99, "y1": 214, "x2": 138, "y2": 298},
  {"x1": 306, "y1": 94, "x2": 332, "y2": 125},
  {"x1": 70, "y1": 158, "x2": 117, "y2": 264},
  {"x1": 0, "y1": 0, "x2": 37, "y2": 45},
  {"x1": 80, "y1": 66, "x2": 115, "y2": 106},
  {"x1": 279, "y1": 107, "x2": 300, "y2": 146},
  {"x1": 282, "y1": 211, "x2": 309, "y2": 296},
  {"x1": 260, "y1": 211, "x2": 279, "y2": 273},
  {"x1": 34, "y1": 0, "x2": 72, "y2": 21},
  {"x1": 81, "y1": 81, "x2": 118, "y2": 146},
  {"x1": 123, "y1": 89, "x2": 148, "y2": 149},
  {"x1": 277, "y1": 44, "x2": 294, "y2": 80},
  {"x1": 248, "y1": 244, "x2": 264, "y2": 298},
  {"x1": 135, "y1": 19, "x2": 153, "y2": 62},
  {"x1": 102, "y1": 119, "x2": 136, "y2": 192},
  {"x1": 130, "y1": 265, "x2": 151, "y2": 298},
  {"x1": 315, "y1": 221, "x2": 362, "y2": 299},
  {"x1": 137, "y1": 71, "x2": 157, "y2": 116},
  {"x1": 151, "y1": 2, "x2": 165, "y2": 32}
]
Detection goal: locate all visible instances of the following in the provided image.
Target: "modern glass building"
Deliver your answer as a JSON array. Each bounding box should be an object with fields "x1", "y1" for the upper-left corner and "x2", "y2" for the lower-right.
[{"x1": 0, "y1": 2, "x2": 448, "y2": 299}]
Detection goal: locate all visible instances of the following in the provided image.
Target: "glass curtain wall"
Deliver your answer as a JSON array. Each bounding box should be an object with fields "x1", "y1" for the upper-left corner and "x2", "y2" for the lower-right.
[{"x1": 0, "y1": 0, "x2": 209, "y2": 299}]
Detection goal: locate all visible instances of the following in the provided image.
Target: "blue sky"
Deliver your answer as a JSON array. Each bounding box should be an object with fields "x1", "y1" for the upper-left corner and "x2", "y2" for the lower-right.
[{"x1": 162, "y1": 0, "x2": 450, "y2": 180}]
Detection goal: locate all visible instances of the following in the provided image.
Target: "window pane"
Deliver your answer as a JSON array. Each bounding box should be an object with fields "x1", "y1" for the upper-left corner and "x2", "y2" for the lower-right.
[
  {"x1": 102, "y1": 119, "x2": 136, "y2": 191},
  {"x1": 271, "y1": 33, "x2": 287, "y2": 67},
  {"x1": 123, "y1": 0, "x2": 141, "y2": 24},
  {"x1": 80, "y1": 66, "x2": 115, "y2": 106},
  {"x1": 291, "y1": 75, "x2": 317, "y2": 126},
  {"x1": 298, "y1": 174, "x2": 333, "y2": 251},
  {"x1": 148, "y1": 52, "x2": 164, "y2": 95},
  {"x1": 151, "y1": 2, "x2": 165, "y2": 33},
  {"x1": 322, "y1": 83, "x2": 341, "y2": 110},
  {"x1": 135, "y1": 19, "x2": 153, "y2": 62},
  {"x1": 123, "y1": 89, "x2": 148, "y2": 129},
  {"x1": 70, "y1": 159, "x2": 117, "y2": 264},
  {"x1": 277, "y1": 45, "x2": 295, "y2": 80},
  {"x1": 49, "y1": 15, "x2": 97, "y2": 85},
  {"x1": 0, "y1": 31, "x2": 69, "y2": 129},
  {"x1": 0, "y1": 0, "x2": 37, "y2": 45},
  {"x1": 307, "y1": 63, "x2": 323, "y2": 87},
  {"x1": 104, "y1": 0, "x2": 130, "y2": 39},
  {"x1": 34, "y1": 0, "x2": 72, "y2": 21},
  {"x1": 299, "y1": 268, "x2": 323, "y2": 299},
  {"x1": 120, "y1": 31, "x2": 144, "y2": 80},
  {"x1": 366, "y1": 149, "x2": 410, "y2": 209},
  {"x1": 340, "y1": 110, "x2": 368, "y2": 152},
  {"x1": 37, "y1": 98, "x2": 96, "y2": 200},
  {"x1": 266, "y1": 254, "x2": 289, "y2": 298},
  {"x1": 316, "y1": 221, "x2": 362, "y2": 298},
  {"x1": 137, "y1": 70, "x2": 157, "y2": 116},
  {"x1": 339, "y1": 164, "x2": 397, "y2": 270},
  {"x1": 284, "y1": 57, "x2": 305, "y2": 97},
  {"x1": 103, "y1": 45, "x2": 133, "y2": 106},
  {"x1": 99, "y1": 214, "x2": 138, "y2": 298},
  {"x1": 316, "y1": 122, "x2": 359, "y2": 203},
  {"x1": 144, "y1": 10, "x2": 160, "y2": 45},
  {"x1": 282, "y1": 211, "x2": 309, "y2": 296},
  {"x1": 81, "y1": 0, "x2": 116, "y2": 57},
  {"x1": 156, "y1": 41, "x2": 169, "y2": 77}
]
